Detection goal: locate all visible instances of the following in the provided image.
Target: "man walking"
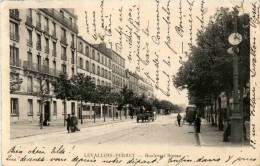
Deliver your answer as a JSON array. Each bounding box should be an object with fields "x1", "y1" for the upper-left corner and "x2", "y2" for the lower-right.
[
  {"x1": 177, "y1": 113, "x2": 182, "y2": 127},
  {"x1": 195, "y1": 116, "x2": 201, "y2": 133},
  {"x1": 66, "y1": 114, "x2": 72, "y2": 133}
]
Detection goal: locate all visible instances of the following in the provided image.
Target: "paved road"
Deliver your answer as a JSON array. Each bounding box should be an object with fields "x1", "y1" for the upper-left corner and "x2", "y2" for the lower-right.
[{"x1": 11, "y1": 114, "x2": 199, "y2": 146}]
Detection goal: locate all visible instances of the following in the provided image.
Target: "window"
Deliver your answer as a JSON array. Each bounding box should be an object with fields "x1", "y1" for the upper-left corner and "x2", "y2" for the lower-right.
[
  {"x1": 86, "y1": 46, "x2": 89, "y2": 56},
  {"x1": 79, "y1": 58, "x2": 83, "y2": 69},
  {"x1": 71, "y1": 102, "x2": 75, "y2": 114},
  {"x1": 10, "y1": 21, "x2": 19, "y2": 41},
  {"x1": 11, "y1": 98, "x2": 19, "y2": 115},
  {"x1": 27, "y1": 76, "x2": 33, "y2": 92},
  {"x1": 101, "y1": 68, "x2": 104, "y2": 77},
  {"x1": 53, "y1": 61, "x2": 56, "y2": 71},
  {"x1": 105, "y1": 57, "x2": 107, "y2": 66},
  {"x1": 97, "y1": 53, "x2": 100, "y2": 62},
  {"x1": 27, "y1": 29, "x2": 32, "y2": 46},
  {"x1": 52, "y1": 22, "x2": 56, "y2": 36},
  {"x1": 109, "y1": 60, "x2": 111, "y2": 67},
  {"x1": 72, "y1": 67, "x2": 75, "y2": 76},
  {"x1": 46, "y1": 79, "x2": 50, "y2": 93},
  {"x1": 93, "y1": 78, "x2": 96, "y2": 85},
  {"x1": 44, "y1": 17, "x2": 49, "y2": 31},
  {"x1": 71, "y1": 51, "x2": 75, "y2": 64},
  {"x1": 28, "y1": 99, "x2": 33, "y2": 115},
  {"x1": 61, "y1": 28, "x2": 66, "y2": 41},
  {"x1": 37, "y1": 55, "x2": 41, "y2": 70},
  {"x1": 53, "y1": 101, "x2": 57, "y2": 115},
  {"x1": 101, "y1": 81, "x2": 104, "y2": 86},
  {"x1": 27, "y1": 52, "x2": 32, "y2": 66},
  {"x1": 109, "y1": 72, "x2": 111, "y2": 80},
  {"x1": 62, "y1": 64, "x2": 67, "y2": 74},
  {"x1": 92, "y1": 63, "x2": 95, "y2": 74},
  {"x1": 37, "y1": 34, "x2": 41, "y2": 50},
  {"x1": 92, "y1": 50, "x2": 95, "y2": 59},
  {"x1": 79, "y1": 42, "x2": 83, "y2": 52},
  {"x1": 86, "y1": 60, "x2": 89, "y2": 71},
  {"x1": 97, "y1": 79, "x2": 100, "y2": 85},
  {"x1": 45, "y1": 38, "x2": 49, "y2": 53},
  {"x1": 62, "y1": 101, "x2": 66, "y2": 114},
  {"x1": 105, "y1": 70, "x2": 107, "y2": 78},
  {"x1": 102, "y1": 56, "x2": 104, "y2": 64},
  {"x1": 37, "y1": 100, "x2": 41, "y2": 115},
  {"x1": 27, "y1": 9, "x2": 32, "y2": 17},
  {"x1": 97, "y1": 66, "x2": 100, "y2": 76},
  {"x1": 61, "y1": 46, "x2": 66, "y2": 60},
  {"x1": 53, "y1": 41, "x2": 56, "y2": 51},
  {"x1": 10, "y1": 46, "x2": 19, "y2": 66}
]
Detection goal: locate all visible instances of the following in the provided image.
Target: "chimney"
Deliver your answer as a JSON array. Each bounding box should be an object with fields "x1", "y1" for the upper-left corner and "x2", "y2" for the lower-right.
[{"x1": 99, "y1": 42, "x2": 106, "y2": 53}]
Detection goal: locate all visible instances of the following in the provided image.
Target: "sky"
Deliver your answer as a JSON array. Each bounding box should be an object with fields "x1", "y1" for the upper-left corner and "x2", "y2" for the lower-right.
[{"x1": 73, "y1": 0, "x2": 249, "y2": 106}]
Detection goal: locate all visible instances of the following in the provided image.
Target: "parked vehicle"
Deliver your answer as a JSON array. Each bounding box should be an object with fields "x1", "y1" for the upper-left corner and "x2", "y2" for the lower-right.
[
  {"x1": 137, "y1": 111, "x2": 154, "y2": 123},
  {"x1": 185, "y1": 105, "x2": 197, "y2": 124}
]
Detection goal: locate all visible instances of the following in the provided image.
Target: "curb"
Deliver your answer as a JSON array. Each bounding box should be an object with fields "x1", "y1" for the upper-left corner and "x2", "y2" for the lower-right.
[{"x1": 11, "y1": 119, "x2": 134, "y2": 140}]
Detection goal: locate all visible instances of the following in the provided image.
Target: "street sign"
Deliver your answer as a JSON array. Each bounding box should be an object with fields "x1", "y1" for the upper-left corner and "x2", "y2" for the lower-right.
[{"x1": 228, "y1": 33, "x2": 242, "y2": 45}]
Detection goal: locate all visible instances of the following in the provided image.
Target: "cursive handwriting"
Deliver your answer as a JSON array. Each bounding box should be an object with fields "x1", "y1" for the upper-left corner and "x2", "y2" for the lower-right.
[
  {"x1": 85, "y1": 11, "x2": 89, "y2": 34},
  {"x1": 152, "y1": 0, "x2": 160, "y2": 45},
  {"x1": 250, "y1": 85, "x2": 256, "y2": 116},
  {"x1": 250, "y1": 37, "x2": 257, "y2": 77},
  {"x1": 187, "y1": 0, "x2": 195, "y2": 49},
  {"x1": 100, "y1": 0, "x2": 104, "y2": 28},
  {"x1": 92, "y1": 11, "x2": 97, "y2": 40},
  {"x1": 115, "y1": 6, "x2": 123, "y2": 53},
  {"x1": 142, "y1": 21, "x2": 149, "y2": 37},
  {"x1": 250, "y1": 2, "x2": 260, "y2": 28},
  {"x1": 175, "y1": 0, "x2": 184, "y2": 37}
]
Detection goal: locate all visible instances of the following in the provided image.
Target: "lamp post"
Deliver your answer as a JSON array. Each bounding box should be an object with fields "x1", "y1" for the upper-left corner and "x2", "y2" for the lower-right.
[{"x1": 227, "y1": 7, "x2": 243, "y2": 143}]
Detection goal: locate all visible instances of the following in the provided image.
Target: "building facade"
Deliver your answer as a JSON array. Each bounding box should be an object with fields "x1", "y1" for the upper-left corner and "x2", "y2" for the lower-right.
[{"x1": 10, "y1": 8, "x2": 78, "y2": 122}]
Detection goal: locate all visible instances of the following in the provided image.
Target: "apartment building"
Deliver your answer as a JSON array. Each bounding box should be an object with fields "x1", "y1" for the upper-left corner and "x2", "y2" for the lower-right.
[
  {"x1": 10, "y1": 8, "x2": 78, "y2": 122},
  {"x1": 125, "y1": 69, "x2": 139, "y2": 94},
  {"x1": 76, "y1": 39, "x2": 113, "y2": 118},
  {"x1": 111, "y1": 51, "x2": 127, "y2": 93}
]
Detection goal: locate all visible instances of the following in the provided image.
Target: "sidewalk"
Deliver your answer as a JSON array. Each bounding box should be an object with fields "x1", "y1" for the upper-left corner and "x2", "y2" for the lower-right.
[
  {"x1": 10, "y1": 117, "x2": 135, "y2": 139},
  {"x1": 197, "y1": 118, "x2": 250, "y2": 147}
]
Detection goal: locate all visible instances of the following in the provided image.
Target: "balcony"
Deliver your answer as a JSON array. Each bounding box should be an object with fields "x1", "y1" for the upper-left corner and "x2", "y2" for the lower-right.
[
  {"x1": 60, "y1": 36, "x2": 67, "y2": 45},
  {"x1": 61, "y1": 54, "x2": 67, "y2": 61},
  {"x1": 36, "y1": 22, "x2": 41, "y2": 31},
  {"x1": 52, "y1": 50, "x2": 57, "y2": 57},
  {"x1": 52, "y1": 31, "x2": 57, "y2": 40},
  {"x1": 10, "y1": 59, "x2": 21, "y2": 68},
  {"x1": 44, "y1": 26, "x2": 49, "y2": 35},
  {"x1": 36, "y1": 43, "x2": 42, "y2": 51},
  {"x1": 23, "y1": 61, "x2": 62, "y2": 77},
  {"x1": 27, "y1": 39, "x2": 33, "y2": 47},
  {"x1": 10, "y1": 9, "x2": 21, "y2": 21},
  {"x1": 25, "y1": 16, "x2": 33, "y2": 27},
  {"x1": 71, "y1": 58, "x2": 75, "y2": 64},
  {"x1": 10, "y1": 32, "x2": 19, "y2": 42},
  {"x1": 40, "y1": 9, "x2": 78, "y2": 33},
  {"x1": 45, "y1": 46, "x2": 49, "y2": 54}
]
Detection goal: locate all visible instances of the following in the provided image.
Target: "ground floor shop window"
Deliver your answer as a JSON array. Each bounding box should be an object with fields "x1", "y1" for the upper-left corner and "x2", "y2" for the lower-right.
[
  {"x1": 53, "y1": 101, "x2": 57, "y2": 115},
  {"x1": 27, "y1": 99, "x2": 33, "y2": 115},
  {"x1": 11, "y1": 98, "x2": 19, "y2": 115}
]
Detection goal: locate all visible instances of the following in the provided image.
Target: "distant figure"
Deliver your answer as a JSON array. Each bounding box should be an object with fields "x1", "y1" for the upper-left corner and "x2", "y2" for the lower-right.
[
  {"x1": 177, "y1": 113, "x2": 182, "y2": 127},
  {"x1": 223, "y1": 120, "x2": 231, "y2": 142},
  {"x1": 66, "y1": 114, "x2": 72, "y2": 133},
  {"x1": 195, "y1": 116, "x2": 201, "y2": 133},
  {"x1": 153, "y1": 111, "x2": 157, "y2": 120},
  {"x1": 71, "y1": 112, "x2": 80, "y2": 132},
  {"x1": 116, "y1": 112, "x2": 119, "y2": 119}
]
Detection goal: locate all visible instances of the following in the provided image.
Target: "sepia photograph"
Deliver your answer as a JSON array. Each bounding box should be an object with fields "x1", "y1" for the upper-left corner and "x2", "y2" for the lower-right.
[{"x1": 2, "y1": 0, "x2": 260, "y2": 165}]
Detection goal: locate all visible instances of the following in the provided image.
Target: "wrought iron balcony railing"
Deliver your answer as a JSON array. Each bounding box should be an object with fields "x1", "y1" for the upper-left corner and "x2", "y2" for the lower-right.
[
  {"x1": 61, "y1": 54, "x2": 67, "y2": 61},
  {"x1": 45, "y1": 46, "x2": 49, "y2": 54},
  {"x1": 27, "y1": 39, "x2": 33, "y2": 47},
  {"x1": 10, "y1": 59, "x2": 21, "y2": 68},
  {"x1": 36, "y1": 22, "x2": 41, "y2": 31},
  {"x1": 52, "y1": 50, "x2": 57, "y2": 57},
  {"x1": 36, "y1": 42, "x2": 42, "y2": 51},
  {"x1": 60, "y1": 36, "x2": 67, "y2": 45},
  {"x1": 10, "y1": 32, "x2": 19, "y2": 42},
  {"x1": 10, "y1": 9, "x2": 20, "y2": 20},
  {"x1": 44, "y1": 26, "x2": 49, "y2": 34},
  {"x1": 52, "y1": 31, "x2": 57, "y2": 39},
  {"x1": 26, "y1": 16, "x2": 33, "y2": 26}
]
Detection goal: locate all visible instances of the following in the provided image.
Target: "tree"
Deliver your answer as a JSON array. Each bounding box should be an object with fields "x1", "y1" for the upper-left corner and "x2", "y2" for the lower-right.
[
  {"x1": 53, "y1": 74, "x2": 73, "y2": 126},
  {"x1": 97, "y1": 85, "x2": 112, "y2": 122},
  {"x1": 71, "y1": 73, "x2": 95, "y2": 124},
  {"x1": 90, "y1": 87, "x2": 101, "y2": 123},
  {"x1": 10, "y1": 69, "x2": 23, "y2": 93},
  {"x1": 34, "y1": 74, "x2": 53, "y2": 129},
  {"x1": 108, "y1": 92, "x2": 120, "y2": 121}
]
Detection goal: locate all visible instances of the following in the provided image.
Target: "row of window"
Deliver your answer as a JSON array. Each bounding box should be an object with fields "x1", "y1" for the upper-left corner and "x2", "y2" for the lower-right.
[
  {"x1": 112, "y1": 74, "x2": 126, "y2": 87},
  {"x1": 113, "y1": 54, "x2": 125, "y2": 68},
  {"x1": 11, "y1": 98, "x2": 75, "y2": 116},
  {"x1": 112, "y1": 64, "x2": 125, "y2": 77},
  {"x1": 78, "y1": 58, "x2": 111, "y2": 79},
  {"x1": 78, "y1": 43, "x2": 111, "y2": 68}
]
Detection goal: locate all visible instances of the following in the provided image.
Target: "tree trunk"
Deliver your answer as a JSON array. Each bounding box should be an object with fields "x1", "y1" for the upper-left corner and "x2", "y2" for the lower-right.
[
  {"x1": 64, "y1": 99, "x2": 66, "y2": 127},
  {"x1": 94, "y1": 103, "x2": 96, "y2": 123},
  {"x1": 103, "y1": 103, "x2": 106, "y2": 122},
  {"x1": 40, "y1": 101, "x2": 43, "y2": 129},
  {"x1": 81, "y1": 100, "x2": 83, "y2": 124},
  {"x1": 120, "y1": 109, "x2": 122, "y2": 120},
  {"x1": 112, "y1": 104, "x2": 114, "y2": 121},
  {"x1": 214, "y1": 99, "x2": 217, "y2": 126},
  {"x1": 211, "y1": 104, "x2": 214, "y2": 124},
  {"x1": 226, "y1": 93, "x2": 231, "y2": 119}
]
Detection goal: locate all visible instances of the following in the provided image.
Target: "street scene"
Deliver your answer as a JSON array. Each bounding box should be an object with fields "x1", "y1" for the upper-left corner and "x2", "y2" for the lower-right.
[{"x1": 8, "y1": 1, "x2": 252, "y2": 151}]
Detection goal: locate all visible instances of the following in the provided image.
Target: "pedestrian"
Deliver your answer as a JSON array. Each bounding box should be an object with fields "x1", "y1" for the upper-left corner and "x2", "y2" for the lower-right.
[
  {"x1": 116, "y1": 112, "x2": 118, "y2": 119},
  {"x1": 177, "y1": 113, "x2": 182, "y2": 127},
  {"x1": 195, "y1": 116, "x2": 201, "y2": 133},
  {"x1": 71, "y1": 112, "x2": 80, "y2": 132},
  {"x1": 223, "y1": 119, "x2": 231, "y2": 142},
  {"x1": 66, "y1": 114, "x2": 72, "y2": 133}
]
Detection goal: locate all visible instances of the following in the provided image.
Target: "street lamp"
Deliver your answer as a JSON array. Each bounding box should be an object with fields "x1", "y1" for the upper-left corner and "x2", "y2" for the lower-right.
[{"x1": 227, "y1": 7, "x2": 243, "y2": 143}]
